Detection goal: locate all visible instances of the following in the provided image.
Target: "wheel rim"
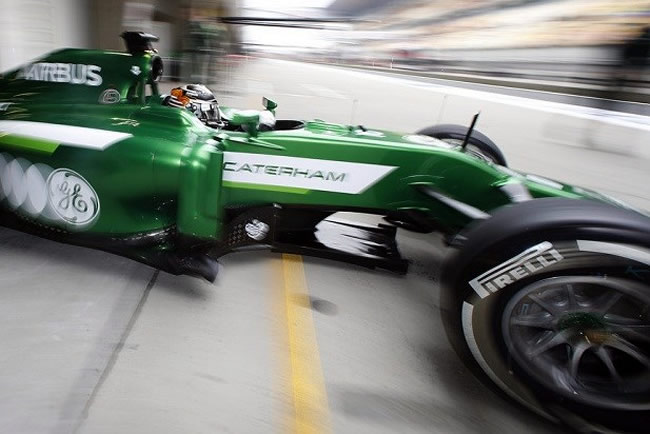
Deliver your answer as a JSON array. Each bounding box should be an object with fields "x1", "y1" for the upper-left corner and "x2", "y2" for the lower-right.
[{"x1": 502, "y1": 275, "x2": 650, "y2": 410}]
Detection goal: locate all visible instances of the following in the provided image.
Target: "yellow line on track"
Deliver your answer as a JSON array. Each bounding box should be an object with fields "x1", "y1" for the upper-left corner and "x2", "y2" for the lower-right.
[{"x1": 275, "y1": 254, "x2": 331, "y2": 434}]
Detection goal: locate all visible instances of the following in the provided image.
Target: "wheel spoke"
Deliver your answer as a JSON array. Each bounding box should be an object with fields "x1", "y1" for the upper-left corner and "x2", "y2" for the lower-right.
[
  {"x1": 566, "y1": 284, "x2": 578, "y2": 310},
  {"x1": 609, "y1": 324, "x2": 650, "y2": 343},
  {"x1": 569, "y1": 342, "x2": 590, "y2": 380},
  {"x1": 528, "y1": 293, "x2": 560, "y2": 316},
  {"x1": 604, "y1": 313, "x2": 650, "y2": 343},
  {"x1": 605, "y1": 336, "x2": 650, "y2": 368},
  {"x1": 527, "y1": 331, "x2": 567, "y2": 357},
  {"x1": 595, "y1": 347, "x2": 622, "y2": 383},
  {"x1": 528, "y1": 330, "x2": 554, "y2": 348},
  {"x1": 604, "y1": 313, "x2": 647, "y2": 326},
  {"x1": 598, "y1": 291, "x2": 623, "y2": 313},
  {"x1": 503, "y1": 275, "x2": 650, "y2": 409},
  {"x1": 510, "y1": 312, "x2": 554, "y2": 329}
]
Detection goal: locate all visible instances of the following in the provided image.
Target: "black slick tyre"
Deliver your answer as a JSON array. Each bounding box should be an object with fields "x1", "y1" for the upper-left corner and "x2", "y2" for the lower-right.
[
  {"x1": 417, "y1": 124, "x2": 507, "y2": 166},
  {"x1": 440, "y1": 198, "x2": 650, "y2": 433}
]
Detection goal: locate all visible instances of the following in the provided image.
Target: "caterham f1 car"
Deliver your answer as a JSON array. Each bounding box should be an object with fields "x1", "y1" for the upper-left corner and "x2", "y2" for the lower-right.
[{"x1": 0, "y1": 33, "x2": 648, "y2": 432}]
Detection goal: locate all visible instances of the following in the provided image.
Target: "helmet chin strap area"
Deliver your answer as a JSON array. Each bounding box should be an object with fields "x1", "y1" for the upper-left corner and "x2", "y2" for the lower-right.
[{"x1": 164, "y1": 83, "x2": 222, "y2": 128}]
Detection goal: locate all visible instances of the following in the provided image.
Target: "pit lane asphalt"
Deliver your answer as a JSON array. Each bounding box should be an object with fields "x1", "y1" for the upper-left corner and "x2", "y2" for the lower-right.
[{"x1": 3, "y1": 57, "x2": 648, "y2": 433}]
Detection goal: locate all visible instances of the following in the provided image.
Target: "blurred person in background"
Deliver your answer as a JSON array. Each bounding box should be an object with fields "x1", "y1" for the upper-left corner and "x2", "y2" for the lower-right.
[
  {"x1": 185, "y1": 9, "x2": 227, "y2": 85},
  {"x1": 620, "y1": 25, "x2": 650, "y2": 86},
  {"x1": 597, "y1": 25, "x2": 650, "y2": 111}
]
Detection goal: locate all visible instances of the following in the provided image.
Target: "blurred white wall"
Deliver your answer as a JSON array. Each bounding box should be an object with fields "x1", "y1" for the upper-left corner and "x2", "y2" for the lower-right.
[
  {"x1": 123, "y1": 1, "x2": 154, "y2": 34},
  {"x1": 0, "y1": 0, "x2": 91, "y2": 72},
  {"x1": 151, "y1": 22, "x2": 173, "y2": 56}
]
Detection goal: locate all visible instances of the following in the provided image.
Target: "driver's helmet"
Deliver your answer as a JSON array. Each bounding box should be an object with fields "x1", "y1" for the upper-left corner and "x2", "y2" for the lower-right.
[{"x1": 165, "y1": 84, "x2": 220, "y2": 126}]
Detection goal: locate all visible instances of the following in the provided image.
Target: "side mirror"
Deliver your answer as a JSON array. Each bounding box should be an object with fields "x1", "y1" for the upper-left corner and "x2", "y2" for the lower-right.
[
  {"x1": 262, "y1": 97, "x2": 278, "y2": 114},
  {"x1": 230, "y1": 110, "x2": 260, "y2": 137}
]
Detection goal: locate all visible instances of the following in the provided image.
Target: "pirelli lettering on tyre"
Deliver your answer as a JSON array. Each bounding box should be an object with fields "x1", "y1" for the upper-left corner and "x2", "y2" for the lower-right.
[
  {"x1": 222, "y1": 152, "x2": 397, "y2": 194},
  {"x1": 469, "y1": 242, "x2": 563, "y2": 298}
]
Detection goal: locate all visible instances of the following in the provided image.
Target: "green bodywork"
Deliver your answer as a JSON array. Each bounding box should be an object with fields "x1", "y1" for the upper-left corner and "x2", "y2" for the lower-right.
[{"x1": 0, "y1": 48, "x2": 618, "y2": 246}]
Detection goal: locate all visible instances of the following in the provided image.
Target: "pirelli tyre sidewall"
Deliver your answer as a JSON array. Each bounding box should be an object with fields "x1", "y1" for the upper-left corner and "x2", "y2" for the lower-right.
[{"x1": 441, "y1": 198, "x2": 650, "y2": 432}]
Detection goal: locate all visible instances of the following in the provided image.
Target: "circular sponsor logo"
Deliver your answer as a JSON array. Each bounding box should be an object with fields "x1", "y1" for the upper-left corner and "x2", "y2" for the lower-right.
[
  {"x1": 245, "y1": 219, "x2": 270, "y2": 241},
  {"x1": 99, "y1": 88, "x2": 121, "y2": 104},
  {"x1": 46, "y1": 169, "x2": 100, "y2": 227}
]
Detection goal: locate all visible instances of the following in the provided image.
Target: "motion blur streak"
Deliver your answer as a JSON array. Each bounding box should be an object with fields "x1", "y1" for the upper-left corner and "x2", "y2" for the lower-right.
[{"x1": 275, "y1": 254, "x2": 331, "y2": 434}]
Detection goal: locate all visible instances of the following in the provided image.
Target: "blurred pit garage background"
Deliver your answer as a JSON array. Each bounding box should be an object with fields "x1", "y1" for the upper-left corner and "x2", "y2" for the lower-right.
[{"x1": 0, "y1": 1, "x2": 648, "y2": 434}]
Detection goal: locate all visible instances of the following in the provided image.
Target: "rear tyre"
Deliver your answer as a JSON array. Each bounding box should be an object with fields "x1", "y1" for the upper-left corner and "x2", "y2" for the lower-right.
[
  {"x1": 417, "y1": 124, "x2": 507, "y2": 166},
  {"x1": 441, "y1": 198, "x2": 650, "y2": 432}
]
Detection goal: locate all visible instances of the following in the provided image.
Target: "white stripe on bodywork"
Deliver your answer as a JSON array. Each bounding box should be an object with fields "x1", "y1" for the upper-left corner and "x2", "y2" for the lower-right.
[
  {"x1": 223, "y1": 151, "x2": 397, "y2": 194},
  {"x1": 577, "y1": 240, "x2": 650, "y2": 266},
  {"x1": 0, "y1": 120, "x2": 132, "y2": 150}
]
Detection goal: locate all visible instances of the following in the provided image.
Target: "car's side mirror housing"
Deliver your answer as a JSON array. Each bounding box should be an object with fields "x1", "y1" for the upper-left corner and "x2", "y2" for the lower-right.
[
  {"x1": 262, "y1": 97, "x2": 277, "y2": 114},
  {"x1": 230, "y1": 111, "x2": 260, "y2": 137}
]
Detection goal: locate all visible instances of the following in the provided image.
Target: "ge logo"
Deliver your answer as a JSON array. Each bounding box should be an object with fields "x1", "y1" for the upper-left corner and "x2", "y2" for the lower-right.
[{"x1": 46, "y1": 169, "x2": 100, "y2": 227}]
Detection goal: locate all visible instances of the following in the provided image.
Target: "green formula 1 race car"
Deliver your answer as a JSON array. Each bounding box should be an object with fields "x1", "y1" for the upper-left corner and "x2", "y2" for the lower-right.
[{"x1": 0, "y1": 33, "x2": 648, "y2": 432}]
